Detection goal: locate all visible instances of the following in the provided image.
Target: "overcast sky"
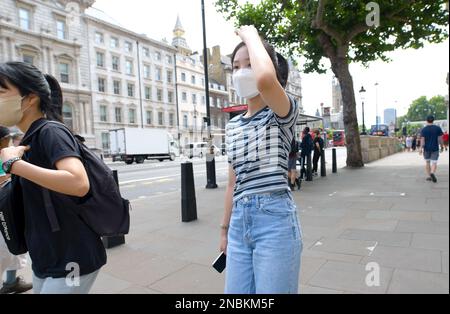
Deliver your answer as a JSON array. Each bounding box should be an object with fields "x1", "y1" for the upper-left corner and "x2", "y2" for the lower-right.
[{"x1": 91, "y1": 0, "x2": 449, "y2": 124}]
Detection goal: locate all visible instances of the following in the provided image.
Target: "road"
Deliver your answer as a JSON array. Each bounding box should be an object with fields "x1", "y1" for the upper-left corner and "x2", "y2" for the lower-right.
[{"x1": 108, "y1": 147, "x2": 348, "y2": 202}]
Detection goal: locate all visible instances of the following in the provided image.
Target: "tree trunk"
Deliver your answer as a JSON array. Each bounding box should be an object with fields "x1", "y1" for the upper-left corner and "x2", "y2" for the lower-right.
[{"x1": 331, "y1": 58, "x2": 364, "y2": 168}]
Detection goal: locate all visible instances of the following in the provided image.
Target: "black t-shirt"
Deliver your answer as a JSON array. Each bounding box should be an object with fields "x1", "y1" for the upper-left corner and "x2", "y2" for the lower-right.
[
  {"x1": 313, "y1": 136, "x2": 324, "y2": 153},
  {"x1": 21, "y1": 119, "x2": 106, "y2": 279}
]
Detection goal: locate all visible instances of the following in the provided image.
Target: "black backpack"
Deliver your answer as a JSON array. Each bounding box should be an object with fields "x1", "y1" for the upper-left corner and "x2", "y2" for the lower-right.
[
  {"x1": 22, "y1": 120, "x2": 130, "y2": 237},
  {"x1": 0, "y1": 176, "x2": 28, "y2": 255},
  {"x1": 290, "y1": 138, "x2": 299, "y2": 155}
]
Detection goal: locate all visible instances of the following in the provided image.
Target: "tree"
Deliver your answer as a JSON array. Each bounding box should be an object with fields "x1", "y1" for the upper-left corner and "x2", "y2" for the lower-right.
[
  {"x1": 215, "y1": 0, "x2": 449, "y2": 167},
  {"x1": 402, "y1": 95, "x2": 447, "y2": 122}
]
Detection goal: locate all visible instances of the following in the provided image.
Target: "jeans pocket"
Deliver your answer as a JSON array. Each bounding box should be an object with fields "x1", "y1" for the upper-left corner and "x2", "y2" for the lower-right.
[{"x1": 260, "y1": 194, "x2": 295, "y2": 217}]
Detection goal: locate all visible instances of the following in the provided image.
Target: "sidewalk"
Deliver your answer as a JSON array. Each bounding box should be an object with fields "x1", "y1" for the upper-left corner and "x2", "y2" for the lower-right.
[{"x1": 19, "y1": 151, "x2": 449, "y2": 294}]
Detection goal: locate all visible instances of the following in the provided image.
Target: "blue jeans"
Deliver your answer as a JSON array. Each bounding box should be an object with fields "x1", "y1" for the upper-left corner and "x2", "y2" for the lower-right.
[
  {"x1": 225, "y1": 190, "x2": 302, "y2": 294},
  {"x1": 32, "y1": 270, "x2": 99, "y2": 294}
]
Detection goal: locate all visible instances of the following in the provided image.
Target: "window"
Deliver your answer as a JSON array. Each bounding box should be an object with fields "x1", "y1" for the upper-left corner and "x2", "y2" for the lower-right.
[
  {"x1": 101, "y1": 133, "x2": 110, "y2": 151},
  {"x1": 59, "y1": 63, "x2": 69, "y2": 83},
  {"x1": 155, "y1": 68, "x2": 162, "y2": 81},
  {"x1": 112, "y1": 56, "x2": 120, "y2": 71},
  {"x1": 110, "y1": 37, "x2": 119, "y2": 49},
  {"x1": 181, "y1": 73, "x2": 186, "y2": 82},
  {"x1": 201, "y1": 78, "x2": 205, "y2": 86},
  {"x1": 166, "y1": 70, "x2": 173, "y2": 83},
  {"x1": 213, "y1": 97, "x2": 217, "y2": 107},
  {"x1": 98, "y1": 78, "x2": 106, "y2": 92},
  {"x1": 166, "y1": 55, "x2": 173, "y2": 64},
  {"x1": 168, "y1": 91, "x2": 174, "y2": 104},
  {"x1": 183, "y1": 114, "x2": 188, "y2": 128},
  {"x1": 146, "y1": 111, "x2": 152, "y2": 125},
  {"x1": 158, "y1": 112, "x2": 164, "y2": 125},
  {"x1": 56, "y1": 20, "x2": 66, "y2": 40},
  {"x1": 155, "y1": 51, "x2": 161, "y2": 61},
  {"x1": 18, "y1": 8, "x2": 31, "y2": 30},
  {"x1": 192, "y1": 94, "x2": 197, "y2": 105},
  {"x1": 125, "y1": 41, "x2": 133, "y2": 53},
  {"x1": 95, "y1": 32, "x2": 104, "y2": 44},
  {"x1": 129, "y1": 108, "x2": 136, "y2": 124},
  {"x1": 62, "y1": 103, "x2": 73, "y2": 130},
  {"x1": 23, "y1": 54, "x2": 34, "y2": 65},
  {"x1": 191, "y1": 75, "x2": 196, "y2": 85},
  {"x1": 217, "y1": 98, "x2": 221, "y2": 108},
  {"x1": 99, "y1": 105, "x2": 108, "y2": 122},
  {"x1": 96, "y1": 52, "x2": 105, "y2": 68},
  {"x1": 201, "y1": 96, "x2": 205, "y2": 105},
  {"x1": 157, "y1": 89, "x2": 163, "y2": 102},
  {"x1": 115, "y1": 108, "x2": 122, "y2": 123},
  {"x1": 143, "y1": 47, "x2": 150, "y2": 58},
  {"x1": 127, "y1": 83, "x2": 135, "y2": 97},
  {"x1": 143, "y1": 65, "x2": 151, "y2": 79},
  {"x1": 145, "y1": 86, "x2": 151, "y2": 100},
  {"x1": 169, "y1": 113, "x2": 174, "y2": 126},
  {"x1": 182, "y1": 92, "x2": 187, "y2": 102},
  {"x1": 125, "y1": 60, "x2": 133, "y2": 75},
  {"x1": 113, "y1": 80, "x2": 121, "y2": 95}
]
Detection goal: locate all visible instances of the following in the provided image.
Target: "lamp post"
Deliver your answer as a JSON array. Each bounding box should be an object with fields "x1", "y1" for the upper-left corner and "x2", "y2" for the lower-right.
[
  {"x1": 359, "y1": 86, "x2": 367, "y2": 135},
  {"x1": 375, "y1": 82, "x2": 379, "y2": 133}
]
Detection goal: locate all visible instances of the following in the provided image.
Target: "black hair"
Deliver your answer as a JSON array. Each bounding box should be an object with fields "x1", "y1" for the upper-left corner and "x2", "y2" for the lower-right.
[
  {"x1": 303, "y1": 127, "x2": 310, "y2": 134},
  {"x1": 426, "y1": 115, "x2": 435, "y2": 123},
  {"x1": 0, "y1": 126, "x2": 10, "y2": 139},
  {"x1": 231, "y1": 41, "x2": 289, "y2": 88},
  {"x1": 0, "y1": 62, "x2": 63, "y2": 123}
]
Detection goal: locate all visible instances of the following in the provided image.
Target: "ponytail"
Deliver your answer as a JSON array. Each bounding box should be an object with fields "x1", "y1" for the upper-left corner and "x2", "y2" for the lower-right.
[{"x1": 43, "y1": 74, "x2": 63, "y2": 123}]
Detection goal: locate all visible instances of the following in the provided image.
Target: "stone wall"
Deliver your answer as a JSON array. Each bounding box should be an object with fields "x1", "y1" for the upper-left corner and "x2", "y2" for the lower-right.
[{"x1": 361, "y1": 136, "x2": 403, "y2": 164}]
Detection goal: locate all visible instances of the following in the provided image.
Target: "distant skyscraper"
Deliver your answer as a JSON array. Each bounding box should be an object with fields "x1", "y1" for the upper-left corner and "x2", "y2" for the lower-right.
[{"x1": 384, "y1": 108, "x2": 397, "y2": 126}]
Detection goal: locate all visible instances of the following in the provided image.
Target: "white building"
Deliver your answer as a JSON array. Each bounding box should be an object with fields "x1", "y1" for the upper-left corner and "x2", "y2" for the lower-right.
[{"x1": 85, "y1": 8, "x2": 178, "y2": 152}]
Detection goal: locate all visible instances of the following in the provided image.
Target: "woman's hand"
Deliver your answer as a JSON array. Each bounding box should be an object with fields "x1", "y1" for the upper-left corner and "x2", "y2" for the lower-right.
[
  {"x1": 0, "y1": 145, "x2": 30, "y2": 162},
  {"x1": 235, "y1": 25, "x2": 260, "y2": 43}
]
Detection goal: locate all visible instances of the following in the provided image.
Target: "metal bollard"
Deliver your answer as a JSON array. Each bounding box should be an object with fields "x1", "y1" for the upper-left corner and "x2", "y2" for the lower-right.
[
  {"x1": 102, "y1": 170, "x2": 126, "y2": 249},
  {"x1": 306, "y1": 153, "x2": 313, "y2": 181},
  {"x1": 181, "y1": 162, "x2": 198, "y2": 222},
  {"x1": 321, "y1": 149, "x2": 326, "y2": 177},
  {"x1": 332, "y1": 148, "x2": 337, "y2": 173},
  {"x1": 205, "y1": 154, "x2": 218, "y2": 189}
]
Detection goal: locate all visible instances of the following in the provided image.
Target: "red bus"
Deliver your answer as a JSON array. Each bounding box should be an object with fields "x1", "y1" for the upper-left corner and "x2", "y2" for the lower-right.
[{"x1": 332, "y1": 130, "x2": 346, "y2": 147}]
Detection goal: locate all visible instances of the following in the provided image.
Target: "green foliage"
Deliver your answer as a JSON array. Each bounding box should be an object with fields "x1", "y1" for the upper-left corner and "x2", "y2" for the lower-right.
[
  {"x1": 215, "y1": 0, "x2": 449, "y2": 73},
  {"x1": 401, "y1": 95, "x2": 447, "y2": 122}
]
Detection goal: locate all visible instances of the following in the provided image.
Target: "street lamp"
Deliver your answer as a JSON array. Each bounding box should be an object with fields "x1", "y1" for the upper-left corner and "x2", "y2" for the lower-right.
[
  {"x1": 359, "y1": 86, "x2": 367, "y2": 135},
  {"x1": 375, "y1": 82, "x2": 379, "y2": 133}
]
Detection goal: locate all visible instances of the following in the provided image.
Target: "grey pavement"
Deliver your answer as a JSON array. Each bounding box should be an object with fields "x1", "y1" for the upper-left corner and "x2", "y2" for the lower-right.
[{"x1": 17, "y1": 149, "x2": 448, "y2": 294}]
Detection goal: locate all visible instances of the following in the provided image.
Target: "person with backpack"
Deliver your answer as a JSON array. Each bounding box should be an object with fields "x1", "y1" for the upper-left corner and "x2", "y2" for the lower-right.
[
  {"x1": 288, "y1": 137, "x2": 301, "y2": 191},
  {"x1": 299, "y1": 127, "x2": 313, "y2": 180},
  {"x1": 0, "y1": 62, "x2": 107, "y2": 294},
  {"x1": 0, "y1": 125, "x2": 33, "y2": 294},
  {"x1": 312, "y1": 129, "x2": 325, "y2": 176},
  {"x1": 220, "y1": 26, "x2": 302, "y2": 294}
]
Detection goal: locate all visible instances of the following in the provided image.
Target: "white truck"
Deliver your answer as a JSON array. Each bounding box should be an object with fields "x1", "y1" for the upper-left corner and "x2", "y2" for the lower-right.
[{"x1": 109, "y1": 128, "x2": 180, "y2": 164}]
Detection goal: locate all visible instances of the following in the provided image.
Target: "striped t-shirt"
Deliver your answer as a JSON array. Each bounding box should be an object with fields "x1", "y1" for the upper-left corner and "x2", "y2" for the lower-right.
[{"x1": 226, "y1": 97, "x2": 299, "y2": 202}]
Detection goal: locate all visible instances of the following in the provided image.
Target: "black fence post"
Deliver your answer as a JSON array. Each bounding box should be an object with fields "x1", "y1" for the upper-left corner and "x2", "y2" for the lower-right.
[
  {"x1": 321, "y1": 149, "x2": 326, "y2": 177},
  {"x1": 181, "y1": 162, "x2": 198, "y2": 222},
  {"x1": 332, "y1": 148, "x2": 338, "y2": 173},
  {"x1": 206, "y1": 153, "x2": 218, "y2": 189},
  {"x1": 102, "y1": 170, "x2": 126, "y2": 249}
]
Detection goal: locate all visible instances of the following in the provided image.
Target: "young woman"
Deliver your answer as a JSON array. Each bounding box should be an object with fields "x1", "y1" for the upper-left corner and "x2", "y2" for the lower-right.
[
  {"x1": 220, "y1": 26, "x2": 302, "y2": 294},
  {"x1": 0, "y1": 126, "x2": 33, "y2": 294},
  {"x1": 0, "y1": 62, "x2": 106, "y2": 294}
]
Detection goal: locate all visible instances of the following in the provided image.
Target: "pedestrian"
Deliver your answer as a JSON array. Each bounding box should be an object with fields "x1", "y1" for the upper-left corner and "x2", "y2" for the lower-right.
[
  {"x1": 405, "y1": 135, "x2": 412, "y2": 152},
  {"x1": 299, "y1": 127, "x2": 313, "y2": 180},
  {"x1": 221, "y1": 25, "x2": 302, "y2": 294},
  {"x1": 442, "y1": 131, "x2": 449, "y2": 152},
  {"x1": 0, "y1": 126, "x2": 33, "y2": 294},
  {"x1": 411, "y1": 135, "x2": 417, "y2": 151},
  {"x1": 419, "y1": 115, "x2": 444, "y2": 183},
  {"x1": 288, "y1": 137, "x2": 300, "y2": 191},
  {"x1": 0, "y1": 62, "x2": 106, "y2": 294},
  {"x1": 312, "y1": 129, "x2": 324, "y2": 176}
]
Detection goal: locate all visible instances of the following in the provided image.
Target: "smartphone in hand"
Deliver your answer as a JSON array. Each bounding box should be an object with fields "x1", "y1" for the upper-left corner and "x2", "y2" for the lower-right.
[{"x1": 212, "y1": 252, "x2": 226, "y2": 273}]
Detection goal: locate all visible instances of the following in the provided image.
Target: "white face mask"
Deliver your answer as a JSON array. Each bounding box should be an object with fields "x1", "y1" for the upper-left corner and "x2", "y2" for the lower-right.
[
  {"x1": 232, "y1": 68, "x2": 260, "y2": 99},
  {"x1": 0, "y1": 94, "x2": 25, "y2": 127}
]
